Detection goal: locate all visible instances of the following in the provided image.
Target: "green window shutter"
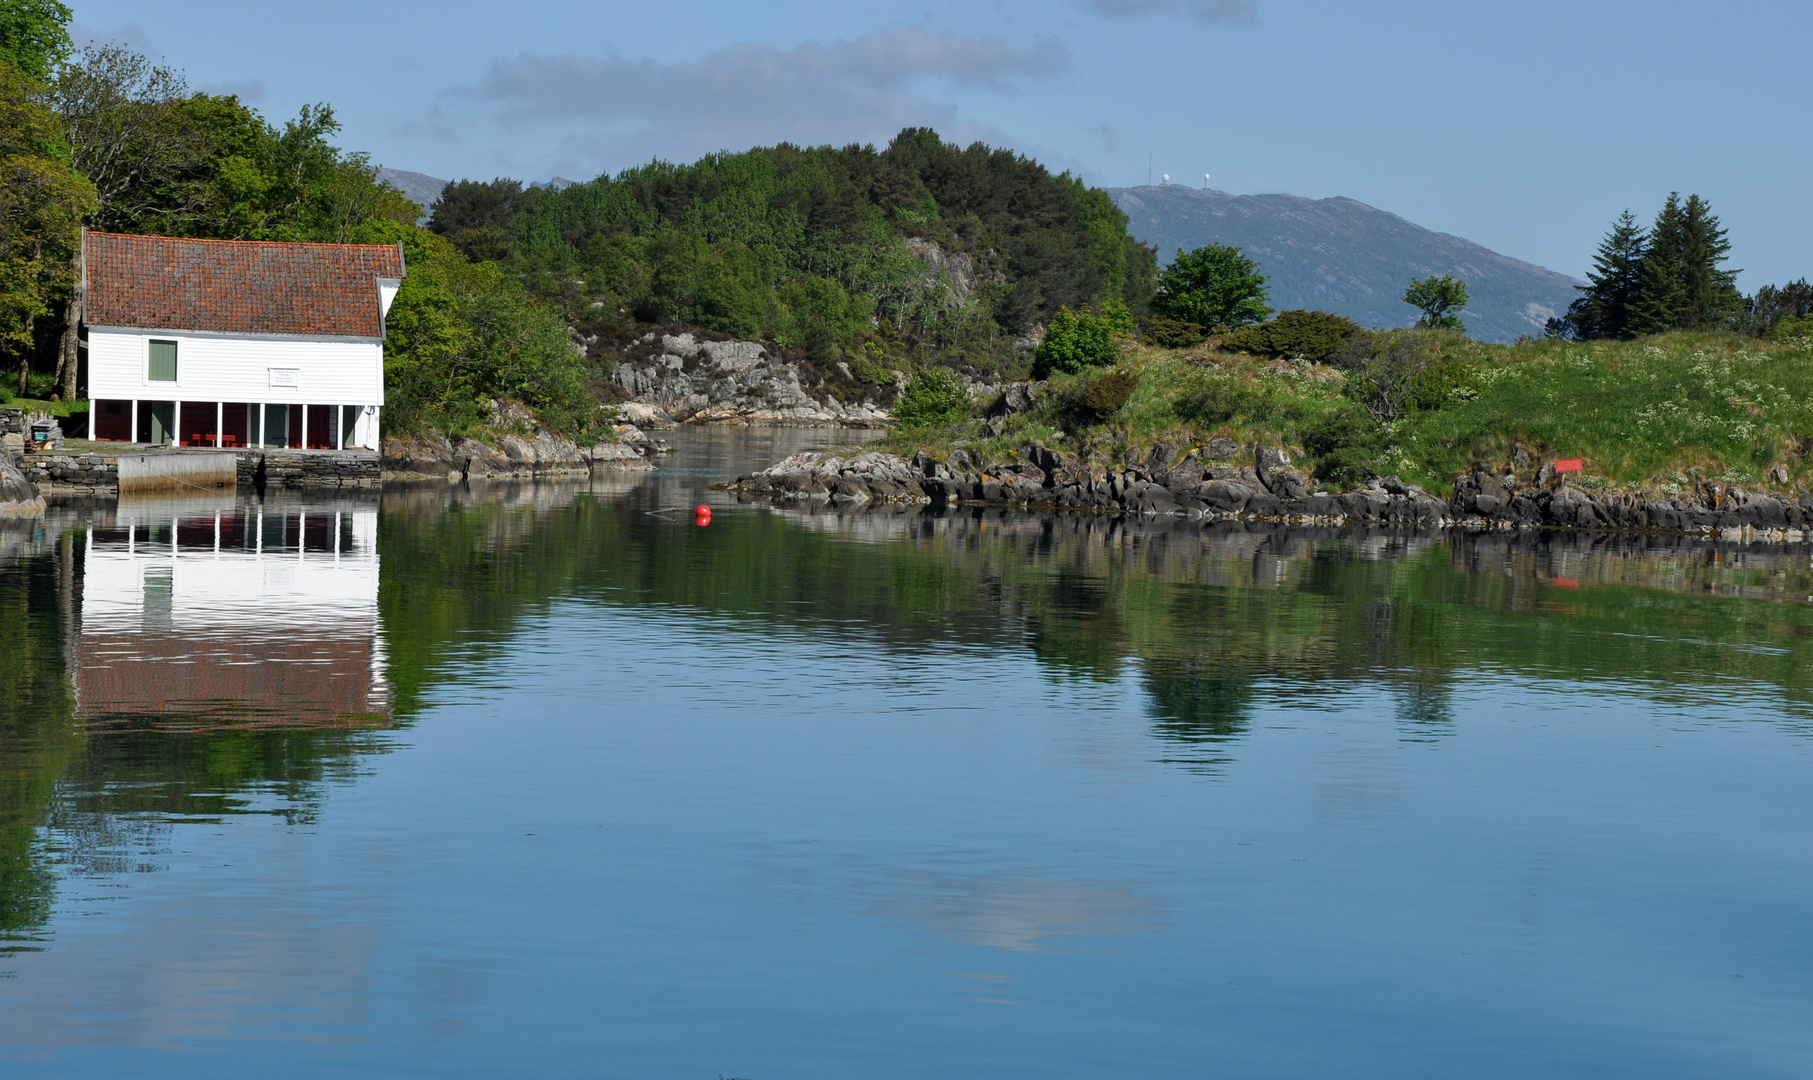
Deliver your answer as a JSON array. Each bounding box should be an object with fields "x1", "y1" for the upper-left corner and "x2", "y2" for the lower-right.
[{"x1": 148, "y1": 340, "x2": 177, "y2": 382}]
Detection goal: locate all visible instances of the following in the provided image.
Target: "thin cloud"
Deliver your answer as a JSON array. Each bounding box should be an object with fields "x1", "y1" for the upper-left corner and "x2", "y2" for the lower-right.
[
  {"x1": 68, "y1": 20, "x2": 161, "y2": 56},
  {"x1": 1089, "y1": 0, "x2": 1258, "y2": 23},
  {"x1": 453, "y1": 27, "x2": 1067, "y2": 169}
]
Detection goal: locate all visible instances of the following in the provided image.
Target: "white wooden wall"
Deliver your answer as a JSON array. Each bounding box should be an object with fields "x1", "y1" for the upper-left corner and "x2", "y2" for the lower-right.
[{"x1": 89, "y1": 328, "x2": 386, "y2": 407}]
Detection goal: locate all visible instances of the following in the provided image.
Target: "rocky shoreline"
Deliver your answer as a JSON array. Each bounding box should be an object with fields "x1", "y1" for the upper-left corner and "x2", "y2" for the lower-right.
[
  {"x1": 381, "y1": 401, "x2": 660, "y2": 482},
  {"x1": 727, "y1": 441, "x2": 1813, "y2": 541}
]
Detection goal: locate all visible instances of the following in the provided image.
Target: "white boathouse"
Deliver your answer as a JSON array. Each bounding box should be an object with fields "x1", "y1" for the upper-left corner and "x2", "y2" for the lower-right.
[{"x1": 82, "y1": 232, "x2": 405, "y2": 451}]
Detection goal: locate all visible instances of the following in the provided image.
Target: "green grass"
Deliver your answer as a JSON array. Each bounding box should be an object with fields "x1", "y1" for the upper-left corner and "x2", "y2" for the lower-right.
[
  {"x1": 3, "y1": 398, "x2": 87, "y2": 420},
  {"x1": 1398, "y1": 333, "x2": 1813, "y2": 490},
  {"x1": 887, "y1": 330, "x2": 1813, "y2": 496}
]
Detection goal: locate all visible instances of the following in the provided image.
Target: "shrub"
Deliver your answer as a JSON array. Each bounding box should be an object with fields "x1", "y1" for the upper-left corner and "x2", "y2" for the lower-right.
[
  {"x1": 1221, "y1": 309, "x2": 1364, "y2": 362},
  {"x1": 1034, "y1": 306, "x2": 1121, "y2": 377},
  {"x1": 1145, "y1": 315, "x2": 1207, "y2": 349},
  {"x1": 1341, "y1": 329, "x2": 1436, "y2": 423},
  {"x1": 892, "y1": 366, "x2": 971, "y2": 427},
  {"x1": 1772, "y1": 314, "x2": 1813, "y2": 341},
  {"x1": 1096, "y1": 297, "x2": 1137, "y2": 337},
  {"x1": 1175, "y1": 372, "x2": 1265, "y2": 424},
  {"x1": 1067, "y1": 367, "x2": 1140, "y2": 424},
  {"x1": 1302, "y1": 404, "x2": 1385, "y2": 486},
  {"x1": 1410, "y1": 354, "x2": 1480, "y2": 411}
]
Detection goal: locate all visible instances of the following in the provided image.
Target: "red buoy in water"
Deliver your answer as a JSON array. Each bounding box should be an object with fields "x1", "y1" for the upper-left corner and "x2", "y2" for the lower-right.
[{"x1": 694, "y1": 504, "x2": 712, "y2": 526}]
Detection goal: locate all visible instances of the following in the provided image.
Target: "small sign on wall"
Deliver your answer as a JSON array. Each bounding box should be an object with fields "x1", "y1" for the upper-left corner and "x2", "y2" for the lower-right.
[{"x1": 268, "y1": 368, "x2": 299, "y2": 388}]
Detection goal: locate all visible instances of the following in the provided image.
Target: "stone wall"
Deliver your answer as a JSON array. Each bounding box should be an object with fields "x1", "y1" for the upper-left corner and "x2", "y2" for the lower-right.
[
  {"x1": 15, "y1": 452, "x2": 118, "y2": 495},
  {"x1": 12, "y1": 449, "x2": 380, "y2": 493},
  {"x1": 244, "y1": 450, "x2": 381, "y2": 489}
]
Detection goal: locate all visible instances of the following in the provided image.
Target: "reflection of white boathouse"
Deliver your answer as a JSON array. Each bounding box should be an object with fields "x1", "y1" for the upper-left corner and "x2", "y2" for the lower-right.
[{"x1": 76, "y1": 500, "x2": 388, "y2": 726}]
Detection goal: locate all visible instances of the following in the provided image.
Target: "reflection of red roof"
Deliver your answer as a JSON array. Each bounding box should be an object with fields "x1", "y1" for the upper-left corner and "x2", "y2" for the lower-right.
[
  {"x1": 85, "y1": 232, "x2": 405, "y2": 338},
  {"x1": 76, "y1": 631, "x2": 389, "y2": 730}
]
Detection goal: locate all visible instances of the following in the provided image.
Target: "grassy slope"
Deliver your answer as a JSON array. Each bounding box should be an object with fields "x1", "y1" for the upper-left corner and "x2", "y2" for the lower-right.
[
  {"x1": 2, "y1": 398, "x2": 84, "y2": 419},
  {"x1": 892, "y1": 330, "x2": 1813, "y2": 497}
]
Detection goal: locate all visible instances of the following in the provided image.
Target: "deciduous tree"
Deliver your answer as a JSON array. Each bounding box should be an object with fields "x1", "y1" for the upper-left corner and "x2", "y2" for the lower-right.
[
  {"x1": 0, "y1": 60, "x2": 92, "y2": 395},
  {"x1": 0, "y1": 0, "x2": 71, "y2": 82},
  {"x1": 1403, "y1": 275, "x2": 1469, "y2": 332},
  {"x1": 1154, "y1": 244, "x2": 1271, "y2": 331}
]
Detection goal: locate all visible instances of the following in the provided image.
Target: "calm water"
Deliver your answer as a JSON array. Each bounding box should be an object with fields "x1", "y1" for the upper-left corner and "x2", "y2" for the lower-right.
[{"x1": 0, "y1": 427, "x2": 1809, "y2": 1078}]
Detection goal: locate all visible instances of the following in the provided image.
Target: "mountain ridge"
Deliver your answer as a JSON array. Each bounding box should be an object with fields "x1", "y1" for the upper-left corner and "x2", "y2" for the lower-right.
[{"x1": 1110, "y1": 185, "x2": 1583, "y2": 342}]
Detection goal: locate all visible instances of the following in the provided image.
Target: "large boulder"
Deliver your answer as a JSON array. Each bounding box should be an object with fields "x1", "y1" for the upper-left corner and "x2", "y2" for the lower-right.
[{"x1": 0, "y1": 456, "x2": 44, "y2": 516}]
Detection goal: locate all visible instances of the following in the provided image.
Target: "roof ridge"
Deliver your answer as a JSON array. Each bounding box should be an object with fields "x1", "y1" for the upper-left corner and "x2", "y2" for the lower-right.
[{"x1": 88, "y1": 231, "x2": 401, "y2": 253}]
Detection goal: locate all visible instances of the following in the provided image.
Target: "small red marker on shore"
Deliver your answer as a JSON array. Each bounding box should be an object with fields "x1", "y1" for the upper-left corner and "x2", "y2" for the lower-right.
[
  {"x1": 694, "y1": 504, "x2": 712, "y2": 526},
  {"x1": 1554, "y1": 458, "x2": 1583, "y2": 473}
]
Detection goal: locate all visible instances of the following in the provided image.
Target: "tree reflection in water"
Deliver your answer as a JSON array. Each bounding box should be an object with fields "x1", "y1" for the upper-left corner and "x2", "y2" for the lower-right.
[{"x1": 5, "y1": 481, "x2": 1813, "y2": 952}]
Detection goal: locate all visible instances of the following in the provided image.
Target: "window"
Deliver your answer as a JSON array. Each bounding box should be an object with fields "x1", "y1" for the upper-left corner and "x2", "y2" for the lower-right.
[{"x1": 148, "y1": 340, "x2": 177, "y2": 382}]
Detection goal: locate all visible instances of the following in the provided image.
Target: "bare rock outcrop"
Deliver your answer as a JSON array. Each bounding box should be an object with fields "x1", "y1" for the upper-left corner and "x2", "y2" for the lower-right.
[{"x1": 614, "y1": 332, "x2": 890, "y2": 428}]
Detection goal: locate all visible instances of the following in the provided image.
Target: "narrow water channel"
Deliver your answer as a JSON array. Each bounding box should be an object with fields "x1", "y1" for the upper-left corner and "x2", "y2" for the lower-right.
[{"x1": 0, "y1": 427, "x2": 1807, "y2": 1078}]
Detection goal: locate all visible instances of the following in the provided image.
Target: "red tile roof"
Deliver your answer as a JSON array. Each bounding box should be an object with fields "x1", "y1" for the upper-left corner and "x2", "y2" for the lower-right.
[{"x1": 85, "y1": 232, "x2": 406, "y2": 339}]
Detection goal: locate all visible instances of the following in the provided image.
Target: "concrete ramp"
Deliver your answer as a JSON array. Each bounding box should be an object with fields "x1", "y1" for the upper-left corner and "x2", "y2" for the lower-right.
[{"x1": 115, "y1": 452, "x2": 237, "y2": 496}]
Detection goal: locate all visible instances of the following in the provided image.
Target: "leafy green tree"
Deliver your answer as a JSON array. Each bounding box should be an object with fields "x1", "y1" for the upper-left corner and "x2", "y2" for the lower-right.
[
  {"x1": 1744, "y1": 279, "x2": 1813, "y2": 338},
  {"x1": 351, "y1": 220, "x2": 601, "y2": 439},
  {"x1": 0, "y1": 59, "x2": 91, "y2": 395},
  {"x1": 0, "y1": 0, "x2": 71, "y2": 82},
  {"x1": 1403, "y1": 275, "x2": 1469, "y2": 332},
  {"x1": 1566, "y1": 210, "x2": 1647, "y2": 340},
  {"x1": 428, "y1": 178, "x2": 539, "y2": 262},
  {"x1": 1155, "y1": 244, "x2": 1272, "y2": 331}
]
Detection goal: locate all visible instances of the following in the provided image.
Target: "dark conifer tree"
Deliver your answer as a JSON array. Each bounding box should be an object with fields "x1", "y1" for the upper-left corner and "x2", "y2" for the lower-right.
[
  {"x1": 1626, "y1": 193, "x2": 1741, "y2": 335},
  {"x1": 1674, "y1": 194, "x2": 1742, "y2": 330},
  {"x1": 1568, "y1": 210, "x2": 1647, "y2": 339},
  {"x1": 1626, "y1": 194, "x2": 1687, "y2": 336}
]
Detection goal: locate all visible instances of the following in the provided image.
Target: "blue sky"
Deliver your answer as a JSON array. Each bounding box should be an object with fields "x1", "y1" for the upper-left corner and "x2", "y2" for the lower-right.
[{"x1": 66, "y1": 0, "x2": 1813, "y2": 286}]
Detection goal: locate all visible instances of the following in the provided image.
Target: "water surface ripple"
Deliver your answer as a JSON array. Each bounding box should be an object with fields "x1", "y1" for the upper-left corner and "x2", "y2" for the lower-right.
[{"x1": 0, "y1": 426, "x2": 1808, "y2": 1078}]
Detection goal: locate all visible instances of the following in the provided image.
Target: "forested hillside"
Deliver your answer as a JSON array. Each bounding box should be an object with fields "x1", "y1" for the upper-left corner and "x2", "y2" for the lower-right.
[{"x1": 428, "y1": 129, "x2": 1157, "y2": 377}]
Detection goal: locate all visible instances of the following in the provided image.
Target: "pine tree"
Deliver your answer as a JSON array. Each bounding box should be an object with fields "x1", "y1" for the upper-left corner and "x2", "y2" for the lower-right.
[
  {"x1": 1675, "y1": 194, "x2": 1742, "y2": 330},
  {"x1": 1626, "y1": 193, "x2": 1742, "y2": 335},
  {"x1": 1626, "y1": 194, "x2": 1686, "y2": 336},
  {"x1": 1570, "y1": 210, "x2": 1646, "y2": 339}
]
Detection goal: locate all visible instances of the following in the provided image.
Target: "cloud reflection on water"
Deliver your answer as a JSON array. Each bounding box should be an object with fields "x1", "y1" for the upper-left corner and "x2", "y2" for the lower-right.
[{"x1": 860, "y1": 870, "x2": 1166, "y2": 952}]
